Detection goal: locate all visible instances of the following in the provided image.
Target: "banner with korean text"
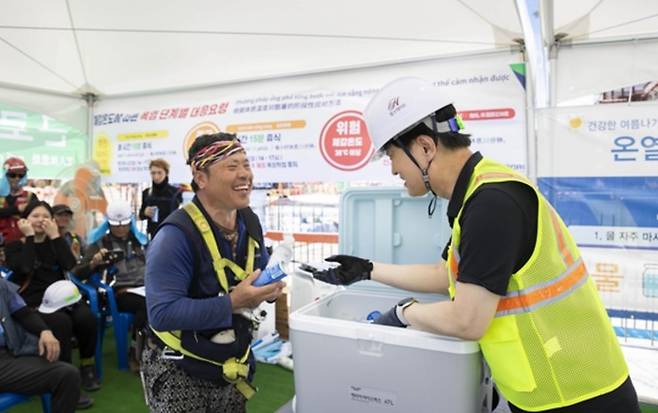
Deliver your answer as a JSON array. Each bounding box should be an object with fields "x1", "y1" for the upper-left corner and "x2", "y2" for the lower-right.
[
  {"x1": 536, "y1": 103, "x2": 658, "y2": 313},
  {"x1": 93, "y1": 53, "x2": 527, "y2": 185}
]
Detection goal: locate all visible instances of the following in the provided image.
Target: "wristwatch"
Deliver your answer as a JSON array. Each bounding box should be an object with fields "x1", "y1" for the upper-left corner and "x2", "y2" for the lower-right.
[{"x1": 395, "y1": 297, "x2": 418, "y2": 327}]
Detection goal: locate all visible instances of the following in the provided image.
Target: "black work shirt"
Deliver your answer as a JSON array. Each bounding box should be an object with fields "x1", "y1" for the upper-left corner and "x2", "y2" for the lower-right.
[
  {"x1": 441, "y1": 152, "x2": 538, "y2": 296},
  {"x1": 5, "y1": 236, "x2": 77, "y2": 307}
]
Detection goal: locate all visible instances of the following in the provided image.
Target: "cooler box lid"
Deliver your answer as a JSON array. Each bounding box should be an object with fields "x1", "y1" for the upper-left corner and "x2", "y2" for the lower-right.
[{"x1": 339, "y1": 187, "x2": 450, "y2": 265}]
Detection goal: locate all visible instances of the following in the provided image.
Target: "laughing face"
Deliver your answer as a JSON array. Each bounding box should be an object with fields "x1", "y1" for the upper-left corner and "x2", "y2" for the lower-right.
[{"x1": 197, "y1": 150, "x2": 253, "y2": 210}]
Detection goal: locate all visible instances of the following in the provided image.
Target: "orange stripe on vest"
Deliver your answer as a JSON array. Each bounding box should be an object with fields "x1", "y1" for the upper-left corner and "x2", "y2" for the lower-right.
[{"x1": 496, "y1": 261, "x2": 587, "y2": 313}]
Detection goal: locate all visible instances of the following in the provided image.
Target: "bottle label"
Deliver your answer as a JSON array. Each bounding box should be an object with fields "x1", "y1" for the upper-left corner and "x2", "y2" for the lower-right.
[{"x1": 254, "y1": 263, "x2": 288, "y2": 287}]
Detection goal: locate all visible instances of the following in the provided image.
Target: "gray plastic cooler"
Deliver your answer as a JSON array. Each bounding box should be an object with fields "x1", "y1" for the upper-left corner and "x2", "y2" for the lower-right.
[
  {"x1": 290, "y1": 286, "x2": 484, "y2": 412},
  {"x1": 289, "y1": 188, "x2": 488, "y2": 412}
]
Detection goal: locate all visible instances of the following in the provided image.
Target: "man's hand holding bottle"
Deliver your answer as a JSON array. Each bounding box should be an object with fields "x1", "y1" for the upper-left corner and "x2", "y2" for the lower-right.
[{"x1": 229, "y1": 270, "x2": 284, "y2": 310}]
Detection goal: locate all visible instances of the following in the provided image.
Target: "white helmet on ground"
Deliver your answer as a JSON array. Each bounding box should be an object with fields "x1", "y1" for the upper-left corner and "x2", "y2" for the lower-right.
[
  {"x1": 106, "y1": 200, "x2": 132, "y2": 225},
  {"x1": 363, "y1": 77, "x2": 459, "y2": 158},
  {"x1": 38, "y1": 280, "x2": 82, "y2": 313}
]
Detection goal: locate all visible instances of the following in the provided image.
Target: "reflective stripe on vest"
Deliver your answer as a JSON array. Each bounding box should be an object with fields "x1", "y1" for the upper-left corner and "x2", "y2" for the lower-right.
[
  {"x1": 151, "y1": 202, "x2": 260, "y2": 399},
  {"x1": 450, "y1": 184, "x2": 589, "y2": 318},
  {"x1": 446, "y1": 159, "x2": 628, "y2": 411},
  {"x1": 494, "y1": 207, "x2": 584, "y2": 317}
]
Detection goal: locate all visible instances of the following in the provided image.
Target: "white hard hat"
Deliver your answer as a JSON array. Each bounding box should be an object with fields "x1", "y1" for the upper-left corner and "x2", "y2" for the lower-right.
[
  {"x1": 363, "y1": 77, "x2": 453, "y2": 158},
  {"x1": 38, "y1": 280, "x2": 82, "y2": 314},
  {"x1": 106, "y1": 200, "x2": 132, "y2": 225}
]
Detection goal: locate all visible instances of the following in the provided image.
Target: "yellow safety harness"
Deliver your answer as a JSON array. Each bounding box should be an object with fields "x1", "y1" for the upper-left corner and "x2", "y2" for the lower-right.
[{"x1": 152, "y1": 202, "x2": 260, "y2": 399}]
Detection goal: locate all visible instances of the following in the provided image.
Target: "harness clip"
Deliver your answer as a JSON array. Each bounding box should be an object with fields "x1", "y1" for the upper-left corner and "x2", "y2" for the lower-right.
[{"x1": 161, "y1": 347, "x2": 184, "y2": 360}]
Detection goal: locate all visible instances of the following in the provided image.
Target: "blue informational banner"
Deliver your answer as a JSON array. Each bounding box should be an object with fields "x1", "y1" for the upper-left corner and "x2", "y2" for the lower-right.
[
  {"x1": 539, "y1": 176, "x2": 658, "y2": 250},
  {"x1": 537, "y1": 104, "x2": 658, "y2": 315}
]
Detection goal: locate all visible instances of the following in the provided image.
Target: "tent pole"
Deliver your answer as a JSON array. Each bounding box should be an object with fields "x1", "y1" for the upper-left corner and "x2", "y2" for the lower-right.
[
  {"x1": 524, "y1": 48, "x2": 537, "y2": 183},
  {"x1": 83, "y1": 93, "x2": 98, "y2": 163}
]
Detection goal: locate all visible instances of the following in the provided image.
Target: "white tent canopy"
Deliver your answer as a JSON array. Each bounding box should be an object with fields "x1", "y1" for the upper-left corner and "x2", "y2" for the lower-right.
[
  {"x1": 1, "y1": 0, "x2": 522, "y2": 100},
  {"x1": 549, "y1": 0, "x2": 658, "y2": 104},
  {"x1": 1, "y1": 0, "x2": 657, "y2": 130},
  {"x1": 551, "y1": 0, "x2": 658, "y2": 43}
]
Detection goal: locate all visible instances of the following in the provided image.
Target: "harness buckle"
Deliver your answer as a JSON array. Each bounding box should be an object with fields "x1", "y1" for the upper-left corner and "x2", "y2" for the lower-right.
[{"x1": 161, "y1": 347, "x2": 184, "y2": 360}]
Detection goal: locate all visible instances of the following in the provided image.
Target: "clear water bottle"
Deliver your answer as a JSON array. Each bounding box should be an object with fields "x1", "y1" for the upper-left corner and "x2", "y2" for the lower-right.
[{"x1": 253, "y1": 234, "x2": 294, "y2": 287}]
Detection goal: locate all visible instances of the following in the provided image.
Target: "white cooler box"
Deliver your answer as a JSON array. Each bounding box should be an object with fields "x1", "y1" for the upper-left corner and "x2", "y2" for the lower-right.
[
  {"x1": 290, "y1": 187, "x2": 451, "y2": 311},
  {"x1": 289, "y1": 188, "x2": 487, "y2": 412},
  {"x1": 290, "y1": 284, "x2": 486, "y2": 413}
]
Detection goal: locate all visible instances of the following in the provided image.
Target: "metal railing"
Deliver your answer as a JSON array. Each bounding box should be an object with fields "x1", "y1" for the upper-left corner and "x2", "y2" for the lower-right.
[{"x1": 265, "y1": 230, "x2": 338, "y2": 264}]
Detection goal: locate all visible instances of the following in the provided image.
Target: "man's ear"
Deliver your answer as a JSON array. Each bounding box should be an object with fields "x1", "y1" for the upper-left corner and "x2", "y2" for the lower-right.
[
  {"x1": 193, "y1": 169, "x2": 207, "y2": 190},
  {"x1": 415, "y1": 135, "x2": 437, "y2": 158}
]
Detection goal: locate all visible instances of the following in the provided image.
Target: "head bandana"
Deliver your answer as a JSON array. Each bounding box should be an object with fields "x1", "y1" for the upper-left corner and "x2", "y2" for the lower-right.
[{"x1": 189, "y1": 139, "x2": 245, "y2": 171}]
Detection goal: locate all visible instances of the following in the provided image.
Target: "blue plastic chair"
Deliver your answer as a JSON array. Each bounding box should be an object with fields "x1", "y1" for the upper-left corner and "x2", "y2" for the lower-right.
[
  {"x1": 0, "y1": 266, "x2": 13, "y2": 280},
  {"x1": 67, "y1": 272, "x2": 105, "y2": 379},
  {"x1": 89, "y1": 268, "x2": 135, "y2": 371},
  {"x1": 0, "y1": 393, "x2": 51, "y2": 413},
  {"x1": 70, "y1": 270, "x2": 135, "y2": 371}
]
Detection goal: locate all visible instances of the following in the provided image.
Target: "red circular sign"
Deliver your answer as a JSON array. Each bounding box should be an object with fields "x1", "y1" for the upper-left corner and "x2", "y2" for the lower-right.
[{"x1": 319, "y1": 110, "x2": 374, "y2": 171}]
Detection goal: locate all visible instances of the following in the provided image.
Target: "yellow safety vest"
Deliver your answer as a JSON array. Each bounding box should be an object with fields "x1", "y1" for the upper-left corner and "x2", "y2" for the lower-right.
[
  {"x1": 152, "y1": 202, "x2": 260, "y2": 399},
  {"x1": 446, "y1": 158, "x2": 628, "y2": 411}
]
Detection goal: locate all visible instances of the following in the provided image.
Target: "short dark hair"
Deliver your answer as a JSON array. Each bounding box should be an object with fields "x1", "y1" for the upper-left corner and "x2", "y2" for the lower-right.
[
  {"x1": 187, "y1": 132, "x2": 239, "y2": 192},
  {"x1": 382, "y1": 104, "x2": 471, "y2": 152},
  {"x1": 22, "y1": 200, "x2": 53, "y2": 219}
]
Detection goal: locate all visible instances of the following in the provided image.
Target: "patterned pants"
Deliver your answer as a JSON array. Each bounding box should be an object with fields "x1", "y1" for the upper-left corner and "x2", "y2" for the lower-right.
[{"x1": 141, "y1": 345, "x2": 246, "y2": 413}]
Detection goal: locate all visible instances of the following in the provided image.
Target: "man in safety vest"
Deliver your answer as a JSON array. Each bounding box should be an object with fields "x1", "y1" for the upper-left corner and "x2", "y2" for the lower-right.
[
  {"x1": 0, "y1": 157, "x2": 38, "y2": 244},
  {"x1": 144, "y1": 133, "x2": 284, "y2": 412},
  {"x1": 313, "y1": 77, "x2": 641, "y2": 413}
]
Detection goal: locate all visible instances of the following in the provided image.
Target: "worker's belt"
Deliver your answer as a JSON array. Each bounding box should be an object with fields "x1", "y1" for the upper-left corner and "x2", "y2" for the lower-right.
[{"x1": 149, "y1": 315, "x2": 256, "y2": 399}]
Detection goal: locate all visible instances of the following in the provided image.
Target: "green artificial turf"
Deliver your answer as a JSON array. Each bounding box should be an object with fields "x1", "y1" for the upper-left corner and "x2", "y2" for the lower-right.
[
  {"x1": 7, "y1": 329, "x2": 657, "y2": 412},
  {"x1": 8, "y1": 329, "x2": 295, "y2": 413}
]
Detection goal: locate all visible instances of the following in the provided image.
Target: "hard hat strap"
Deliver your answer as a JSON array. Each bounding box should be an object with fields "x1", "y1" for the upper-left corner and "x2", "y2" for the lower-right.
[
  {"x1": 425, "y1": 114, "x2": 442, "y2": 217},
  {"x1": 427, "y1": 194, "x2": 438, "y2": 217},
  {"x1": 393, "y1": 140, "x2": 438, "y2": 217}
]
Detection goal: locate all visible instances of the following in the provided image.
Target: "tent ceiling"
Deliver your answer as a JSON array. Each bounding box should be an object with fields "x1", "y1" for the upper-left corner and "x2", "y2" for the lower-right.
[
  {"x1": 553, "y1": 0, "x2": 658, "y2": 43},
  {"x1": 1, "y1": 0, "x2": 523, "y2": 98},
  {"x1": 2, "y1": 0, "x2": 654, "y2": 103}
]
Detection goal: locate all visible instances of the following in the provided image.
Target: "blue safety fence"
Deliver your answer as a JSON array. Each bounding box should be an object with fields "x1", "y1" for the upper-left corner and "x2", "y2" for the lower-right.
[{"x1": 608, "y1": 309, "x2": 658, "y2": 346}]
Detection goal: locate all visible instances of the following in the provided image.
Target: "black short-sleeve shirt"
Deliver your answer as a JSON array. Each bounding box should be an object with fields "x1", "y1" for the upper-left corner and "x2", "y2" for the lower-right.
[{"x1": 441, "y1": 152, "x2": 538, "y2": 296}]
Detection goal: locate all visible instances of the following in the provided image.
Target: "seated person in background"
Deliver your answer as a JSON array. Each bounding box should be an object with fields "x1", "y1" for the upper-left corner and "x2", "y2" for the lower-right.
[
  {"x1": 0, "y1": 157, "x2": 39, "y2": 244},
  {"x1": 74, "y1": 200, "x2": 148, "y2": 372},
  {"x1": 139, "y1": 158, "x2": 182, "y2": 239},
  {"x1": 0, "y1": 277, "x2": 81, "y2": 413},
  {"x1": 52, "y1": 204, "x2": 86, "y2": 263},
  {"x1": 4, "y1": 201, "x2": 100, "y2": 405}
]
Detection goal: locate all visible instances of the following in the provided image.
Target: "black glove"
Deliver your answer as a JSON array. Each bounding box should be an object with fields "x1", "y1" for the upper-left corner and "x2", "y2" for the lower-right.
[{"x1": 311, "y1": 254, "x2": 373, "y2": 285}]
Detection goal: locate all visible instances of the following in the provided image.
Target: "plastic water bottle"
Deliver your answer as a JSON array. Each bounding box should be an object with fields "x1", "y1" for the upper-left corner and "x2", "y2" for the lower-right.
[
  {"x1": 151, "y1": 206, "x2": 159, "y2": 223},
  {"x1": 366, "y1": 310, "x2": 382, "y2": 323},
  {"x1": 253, "y1": 234, "x2": 294, "y2": 287}
]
